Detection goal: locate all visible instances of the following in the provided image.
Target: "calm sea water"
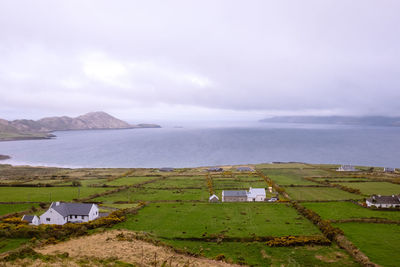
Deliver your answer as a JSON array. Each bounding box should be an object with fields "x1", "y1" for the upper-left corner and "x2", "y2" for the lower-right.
[{"x1": 0, "y1": 122, "x2": 399, "y2": 168}]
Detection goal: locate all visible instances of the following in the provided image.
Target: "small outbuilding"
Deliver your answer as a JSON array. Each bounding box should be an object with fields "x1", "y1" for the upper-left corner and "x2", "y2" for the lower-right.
[
  {"x1": 366, "y1": 195, "x2": 400, "y2": 208},
  {"x1": 209, "y1": 194, "x2": 219, "y2": 202},
  {"x1": 337, "y1": 165, "x2": 358, "y2": 172},
  {"x1": 21, "y1": 215, "x2": 40, "y2": 226}
]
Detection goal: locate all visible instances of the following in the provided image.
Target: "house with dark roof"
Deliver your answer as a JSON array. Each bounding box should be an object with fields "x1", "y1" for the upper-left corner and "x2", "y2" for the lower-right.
[
  {"x1": 366, "y1": 195, "x2": 400, "y2": 208},
  {"x1": 207, "y1": 167, "x2": 223, "y2": 172},
  {"x1": 39, "y1": 202, "x2": 99, "y2": 225},
  {"x1": 236, "y1": 167, "x2": 254, "y2": 172},
  {"x1": 336, "y1": 165, "x2": 358, "y2": 172},
  {"x1": 159, "y1": 167, "x2": 174, "y2": 172},
  {"x1": 222, "y1": 190, "x2": 248, "y2": 202},
  {"x1": 21, "y1": 215, "x2": 40, "y2": 226},
  {"x1": 384, "y1": 167, "x2": 396, "y2": 173}
]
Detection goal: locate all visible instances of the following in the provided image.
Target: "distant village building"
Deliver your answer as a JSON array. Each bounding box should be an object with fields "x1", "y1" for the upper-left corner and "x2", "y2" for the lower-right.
[
  {"x1": 222, "y1": 190, "x2": 248, "y2": 202},
  {"x1": 209, "y1": 194, "x2": 219, "y2": 202},
  {"x1": 384, "y1": 167, "x2": 396, "y2": 173},
  {"x1": 366, "y1": 195, "x2": 400, "y2": 208},
  {"x1": 207, "y1": 167, "x2": 223, "y2": 172},
  {"x1": 39, "y1": 202, "x2": 99, "y2": 225},
  {"x1": 159, "y1": 167, "x2": 174, "y2": 172},
  {"x1": 337, "y1": 165, "x2": 358, "y2": 172},
  {"x1": 222, "y1": 188, "x2": 267, "y2": 202},
  {"x1": 236, "y1": 167, "x2": 254, "y2": 172},
  {"x1": 247, "y1": 187, "x2": 266, "y2": 202},
  {"x1": 21, "y1": 215, "x2": 40, "y2": 226}
]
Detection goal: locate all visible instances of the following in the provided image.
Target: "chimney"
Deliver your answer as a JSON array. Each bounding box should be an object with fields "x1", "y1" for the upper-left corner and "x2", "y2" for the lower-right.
[{"x1": 55, "y1": 201, "x2": 60, "y2": 206}]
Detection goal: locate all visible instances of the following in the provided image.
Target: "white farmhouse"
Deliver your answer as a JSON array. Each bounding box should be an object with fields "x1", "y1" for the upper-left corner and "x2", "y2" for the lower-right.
[
  {"x1": 247, "y1": 187, "x2": 266, "y2": 202},
  {"x1": 39, "y1": 202, "x2": 99, "y2": 225},
  {"x1": 21, "y1": 215, "x2": 40, "y2": 226},
  {"x1": 366, "y1": 195, "x2": 400, "y2": 208}
]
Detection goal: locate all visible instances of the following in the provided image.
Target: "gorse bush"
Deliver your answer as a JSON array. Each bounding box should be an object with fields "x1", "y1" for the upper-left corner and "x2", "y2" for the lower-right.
[{"x1": 266, "y1": 235, "x2": 330, "y2": 247}]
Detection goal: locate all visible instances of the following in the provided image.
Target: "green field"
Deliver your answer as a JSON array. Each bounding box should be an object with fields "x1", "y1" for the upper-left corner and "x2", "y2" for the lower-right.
[
  {"x1": 285, "y1": 187, "x2": 362, "y2": 201},
  {"x1": 335, "y1": 182, "x2": 400, "y2": 195},
  {"x1": 0, "y1": 238, "x2": 29, "y2": 253},
  {"x1": 0, "y1": 187, "x2": 111, "y2": 202},
  {"x1": 115, "y1": 203, "x2": 321, "y2": 238},
  {"x1": 142, "y1": 177, "x2": 207, "y2": 188},
  {"x1": 0, "y1": 203, "x2": 39, "y2": 216},
  {"x1": 95, "y1": 187, "x2": 209, "y2": 202},
  {"x1": 333, "y1": 223, "x2": 400, "y2": 267},
  {"x1": 105, "y1": 176, "x2": 158, "y2": 186},
  {"x1": 302, "y1": 202, "x2": 400, "y2": 221},
  {"x1": 162, "y1": 240, "x2": 358, "y2": 267},
  {"x1": 212, "y1": 178, "x2": 267, "y2": 189},
  {"x1": 261, "y1": 169, "x2": 322, "y2": 185}
]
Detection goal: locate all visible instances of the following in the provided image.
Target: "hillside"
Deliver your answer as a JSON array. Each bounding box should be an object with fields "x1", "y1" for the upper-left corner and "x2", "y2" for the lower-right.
[
  {"x1": 0, "y1": 111, "x2": 160, "y2": 141},
  {"x1": 259, "y1": 116, "x2": 400, "y2": 127}
]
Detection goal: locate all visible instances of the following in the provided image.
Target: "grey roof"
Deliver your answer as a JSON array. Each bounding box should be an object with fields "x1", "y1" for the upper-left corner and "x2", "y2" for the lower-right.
[
  {"x1": 22, "y1": 215, "x2": 35, "y2": 223},
  {"x1": 208, "y1": 167, "x2": 223, "y2": 172},
  {"x1": 223, "y1": 190, "x2": 247, "y2": 197},
  {"x1": 159, "y1": 167, "x2": 174, "y2": 172},
  {"x1": 237, "y1": 167, "x2": 254, "y2": 171},
  {"x1": 50, "y1": 202, "x2": 95, "y2": 217},
  {"x1": 367, "y1": 195, "x2": 400, "y2": 205}
]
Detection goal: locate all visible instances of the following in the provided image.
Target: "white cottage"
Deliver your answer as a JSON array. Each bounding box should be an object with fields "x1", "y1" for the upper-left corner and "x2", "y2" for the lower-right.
[
  {"x1": 21, "y1": 215, "x2": 40, "y2": 226},
  {"x1": 39, "y1": 202, "x2": 99, "y2": 225},
  {"x1": 366, "y1": 195, "x2": 400, "y2": 208},
  {"x1": 247, "y1": 187, "x2": 266, "y2": 202}
]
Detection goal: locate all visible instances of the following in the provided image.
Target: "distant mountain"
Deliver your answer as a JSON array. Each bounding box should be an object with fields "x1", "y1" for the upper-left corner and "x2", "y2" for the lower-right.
[
  {"x1": 259, "y1": 116, "x2": 400, "y2": 127},
  {"x1": 0, "y1": 111, "x2": 160, "y2": 141}
]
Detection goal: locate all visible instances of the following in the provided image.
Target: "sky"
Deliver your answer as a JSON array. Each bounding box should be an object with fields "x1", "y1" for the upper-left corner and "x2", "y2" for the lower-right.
[{"x1": 0, "y1": 0, "x2": 399, "y2": 122}]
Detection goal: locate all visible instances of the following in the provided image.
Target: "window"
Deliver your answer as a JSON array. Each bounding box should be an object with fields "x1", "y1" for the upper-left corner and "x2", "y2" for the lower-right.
[
  {"x1": 75, "y1": 215, "x2": 77, "y2": 219},
  {"x1": 46, "y1": 218, "x2": 50, "y2": 222},
  {"x1": 81, "y1": 215, "x2": 84, "y2": 219},
  {"x1": 70, "y1": 215, "x2": 72, "y2": 219}
]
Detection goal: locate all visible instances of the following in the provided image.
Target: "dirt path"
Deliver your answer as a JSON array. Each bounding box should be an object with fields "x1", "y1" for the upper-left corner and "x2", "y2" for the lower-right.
[{"x1": 34, "y1": 230, "x2": 241, "y2": 267}]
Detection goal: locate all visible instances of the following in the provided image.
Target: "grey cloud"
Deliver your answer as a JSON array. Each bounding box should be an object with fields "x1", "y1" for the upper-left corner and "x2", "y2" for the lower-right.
[{"x1": 0, "y1": 0, "x2": 399, "y2": 120}]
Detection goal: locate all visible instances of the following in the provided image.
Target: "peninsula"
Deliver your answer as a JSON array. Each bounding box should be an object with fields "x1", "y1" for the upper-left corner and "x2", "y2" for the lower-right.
[{"x1": 0, "y1": 111, "x2": 160, "y2": 141}]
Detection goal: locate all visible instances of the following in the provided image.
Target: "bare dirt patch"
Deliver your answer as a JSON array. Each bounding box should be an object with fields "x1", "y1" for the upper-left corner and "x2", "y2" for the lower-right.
[{"x1": 36, "y1": 230, "x2": 241, "y2": 267}]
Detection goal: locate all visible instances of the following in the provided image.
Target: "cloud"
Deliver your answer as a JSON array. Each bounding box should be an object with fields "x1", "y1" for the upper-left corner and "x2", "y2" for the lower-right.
[{"x1": 0, "y1": 0, "x2": 400, "y2": 120}]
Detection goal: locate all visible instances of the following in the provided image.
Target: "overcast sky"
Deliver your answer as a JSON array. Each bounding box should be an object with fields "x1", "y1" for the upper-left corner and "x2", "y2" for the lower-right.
[{"x1": 0, "y1": 0, "x2": 399, "y2": 122}]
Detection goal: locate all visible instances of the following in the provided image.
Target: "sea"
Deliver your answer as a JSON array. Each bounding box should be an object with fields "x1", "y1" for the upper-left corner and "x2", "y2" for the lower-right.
[{"x1": 0, "y1": 121, "x2": 400, "y2": 168}]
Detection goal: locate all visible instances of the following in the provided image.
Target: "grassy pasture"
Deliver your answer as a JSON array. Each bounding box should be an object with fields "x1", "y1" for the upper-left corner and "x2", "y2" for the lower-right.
[
  {"x1": 333, "y1": 223, "x2": 400, "y2": 267},
  {"x1": 261, "y1": 169, "x2": 320, "y2": 185},
  {"x1": 142, "y1": 177, "x2": 207, "y2": 189},
  {"x1": 0, "y1": 203, "x2": 38, "y2": 216},
  {"x1": 115, "y1": 203, "x2": 321, "y2": 238},
  {"x1": 256, "y1": 163, "x2": 314, "y2": 169},
  {"x1": 335, "y1": 182, "x2": 400, "y2": 195},
  {"x1": 302, "y1": 202, "x2": 400, "y2": 221},
  {"x1": 105, "y1": 176, "x2": 157, "y2": 186},
  {"x1": 0, "y1": 238, "x2": 29, "y2": 253},
  {"x1": 162, "y1": 240, "x2": 358, "y2": 267},
  {"x1": 285, "y1": 187, "x2": 362, "y2": 201},
  {"x1": 94, "y1": 187, "x2": 209, "y2": 202},
  {"x1": 0, "y1": 187, "x2": 111, "y2": 202},
  {"x1": 212, "y1": 178, "x2": 267, "y2": 189}
]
